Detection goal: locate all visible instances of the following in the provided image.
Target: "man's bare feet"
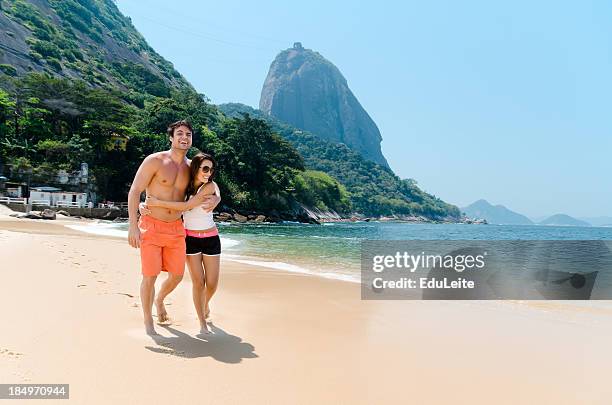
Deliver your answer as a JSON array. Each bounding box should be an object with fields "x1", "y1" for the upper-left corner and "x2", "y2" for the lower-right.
[
  {"x1": 155, "y1": 298, "x2": 170, "y2": 324},
  {"x1": 144, "y1": 318, "x2": 158, "y2": 336}
]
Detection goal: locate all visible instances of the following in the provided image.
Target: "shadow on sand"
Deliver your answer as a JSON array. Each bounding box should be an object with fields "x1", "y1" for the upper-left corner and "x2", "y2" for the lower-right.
[{"x1": 145, "y1": 323, "x2": 258, "y2": 364}]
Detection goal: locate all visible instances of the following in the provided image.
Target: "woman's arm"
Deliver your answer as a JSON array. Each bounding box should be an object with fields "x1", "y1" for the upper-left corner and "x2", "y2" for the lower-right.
[
  {"x1": 146, "y1": 182, "x2": 216, "y2": 211},
  {"x1": 138, "y1": 202, "x2": 151, "y2": 216}
]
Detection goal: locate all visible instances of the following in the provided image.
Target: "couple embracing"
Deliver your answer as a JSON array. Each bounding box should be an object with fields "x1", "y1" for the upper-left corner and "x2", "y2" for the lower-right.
[{"x1": 127, "y1": 120, "x2": 221, "y2": 336}]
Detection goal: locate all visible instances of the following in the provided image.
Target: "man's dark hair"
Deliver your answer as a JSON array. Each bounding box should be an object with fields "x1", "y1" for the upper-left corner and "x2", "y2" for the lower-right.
[{"x1": 167, "y1": 120, "x2": 194, "y2": 137}]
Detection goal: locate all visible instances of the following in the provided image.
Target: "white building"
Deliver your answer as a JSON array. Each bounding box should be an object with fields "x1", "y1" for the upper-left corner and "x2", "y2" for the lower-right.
[{"x1": 29, "y1": 187, "x2": 87, "y2": 208}]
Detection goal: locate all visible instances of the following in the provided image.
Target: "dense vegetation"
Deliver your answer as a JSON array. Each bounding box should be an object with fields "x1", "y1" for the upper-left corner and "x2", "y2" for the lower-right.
[
  {"x1": 0, "y1": 0, "x2": 459, "y2": 219},
  {"x1": 0, "y1": 74, "x2": 352, "y2": 214},
  {"x1": 219, "y1": 104, "x2": 460, "y2": 218}
]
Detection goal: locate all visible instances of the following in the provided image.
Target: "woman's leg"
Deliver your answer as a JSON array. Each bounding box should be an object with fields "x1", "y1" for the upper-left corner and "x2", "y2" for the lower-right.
[
  {"x1": 202, "y1": 255, "x2": 221, "y2": 319},
  {"x1": 186, "y1": 254, "x2": 207, "y2": 332}
]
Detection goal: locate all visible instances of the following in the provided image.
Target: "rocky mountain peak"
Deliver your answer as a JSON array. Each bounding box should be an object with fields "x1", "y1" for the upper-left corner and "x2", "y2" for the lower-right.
[{"x1": 259, "y1": 44, "x2": 389, "y2": 168}]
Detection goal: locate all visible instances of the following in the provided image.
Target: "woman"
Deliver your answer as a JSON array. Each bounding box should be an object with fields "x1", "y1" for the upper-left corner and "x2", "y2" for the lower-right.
[{"x1": 145, "y1": 152, "x2": 221, "y2": 334}]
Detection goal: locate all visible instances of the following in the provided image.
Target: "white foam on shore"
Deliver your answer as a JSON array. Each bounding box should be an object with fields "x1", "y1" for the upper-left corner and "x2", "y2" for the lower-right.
[
  {"x1": 220, "y1": 238, "x2": 241, "y2": 249},
  {"x1": 224, "y1": 256, "x2": 359, "y2": 284},
  {"x1": 64, "y1": 222, "x2": 241, "y2": 248},
  {"x1": 66, "y1": 222, "x2": 127, "y2": 238}
]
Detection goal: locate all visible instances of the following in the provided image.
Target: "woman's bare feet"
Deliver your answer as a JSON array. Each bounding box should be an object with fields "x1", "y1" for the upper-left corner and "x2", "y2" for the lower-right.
[{"x1": 199, "y1": 321, "x2": 211, "y2": 335}]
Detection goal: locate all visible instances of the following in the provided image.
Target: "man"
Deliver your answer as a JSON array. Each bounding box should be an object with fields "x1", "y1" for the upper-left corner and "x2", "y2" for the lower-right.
[{"x1": 128, "y1": 120, "x2": 220, "y2": 335}]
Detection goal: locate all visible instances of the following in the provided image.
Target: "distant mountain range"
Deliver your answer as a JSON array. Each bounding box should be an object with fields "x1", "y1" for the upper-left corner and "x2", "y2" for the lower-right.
[
  {"x1": 462, "y1": 199, "x2": 601, "y2": 227},
  {"x1": 539, "y1": 214, "x2": 590, "y2": 227},
  {"x1": 461, "y1": 200, "x2": 533, "y2": 225}
]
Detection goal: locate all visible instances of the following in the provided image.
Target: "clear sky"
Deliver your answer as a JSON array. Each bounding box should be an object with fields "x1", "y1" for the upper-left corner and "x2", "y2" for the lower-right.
[{"x1": 116, "y1": 0, "x2": 611, "y2": 218}]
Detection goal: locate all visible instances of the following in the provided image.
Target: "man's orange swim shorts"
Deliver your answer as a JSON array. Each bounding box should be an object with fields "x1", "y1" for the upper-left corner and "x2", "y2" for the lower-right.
[{"x1": 138, "y1": 215, "x2": 186, "y2": 277}]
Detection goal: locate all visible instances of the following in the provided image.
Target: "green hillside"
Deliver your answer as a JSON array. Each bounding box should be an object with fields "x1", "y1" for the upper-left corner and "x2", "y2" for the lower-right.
[
  {"x1": 219, "y1": 103, "x2": 460, "y2": 219},
  {"x1": 0, "y1": 0, "x2": 192, "y2": 98}
]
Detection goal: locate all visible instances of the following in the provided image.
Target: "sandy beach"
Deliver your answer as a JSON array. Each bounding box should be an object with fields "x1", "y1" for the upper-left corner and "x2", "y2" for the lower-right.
[{"x1": 1, "y1": 210, "x2": 612, "y2": 404}]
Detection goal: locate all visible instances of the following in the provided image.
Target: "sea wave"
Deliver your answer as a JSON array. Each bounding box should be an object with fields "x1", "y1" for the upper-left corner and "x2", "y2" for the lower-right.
[
  {"x1": 64, "y1": 222, "x2": 241, "y2": 249},
  {"x1": 65, "y1": 222, "x2": 126, "y2": 238},
  {"x1": 224, "y1": 255, "x2": 359, "y2": 283}
]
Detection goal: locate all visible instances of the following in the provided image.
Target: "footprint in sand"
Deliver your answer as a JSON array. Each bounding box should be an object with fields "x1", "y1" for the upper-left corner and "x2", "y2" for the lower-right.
[{"x1": 0, "y1": 348, "x2": 24, "y2": 358}]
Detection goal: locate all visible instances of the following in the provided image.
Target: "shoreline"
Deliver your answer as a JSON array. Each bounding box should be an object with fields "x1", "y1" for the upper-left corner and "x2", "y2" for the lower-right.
[
  {"x1": 4, "y1": 211, "x2": 611, "y2": 287},
  {"x1": 1, "y1": 201, "x2": 476, "y2": 225},
  {"x1": 0, "y1": 208, "x2": 364, "y2": 285}
]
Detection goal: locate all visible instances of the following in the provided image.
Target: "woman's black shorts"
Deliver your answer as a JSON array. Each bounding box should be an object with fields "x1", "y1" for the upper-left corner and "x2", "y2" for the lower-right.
[{"x1": 186, "y1": 235, "x2": 221, "y2": 256}]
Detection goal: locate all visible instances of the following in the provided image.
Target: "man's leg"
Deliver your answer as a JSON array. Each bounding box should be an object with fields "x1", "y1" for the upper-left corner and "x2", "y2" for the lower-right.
[
  {"x1": 154, "y1": 272, "x2": 183, "y2": 323},
  {"x1": 139, "y1": 233, "x2": 162, "y2": 335},
  {"x1": 140, "y1": 275, "x2": 158, "y2": 335},
  {"x1": 155, "y1": 238, "x2": 186, "y2": 323}
]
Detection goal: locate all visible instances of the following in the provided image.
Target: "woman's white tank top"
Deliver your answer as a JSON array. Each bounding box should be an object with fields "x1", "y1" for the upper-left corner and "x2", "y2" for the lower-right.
[{"x1": 183, "y1": 184, "x2": 215, "y2": 230}]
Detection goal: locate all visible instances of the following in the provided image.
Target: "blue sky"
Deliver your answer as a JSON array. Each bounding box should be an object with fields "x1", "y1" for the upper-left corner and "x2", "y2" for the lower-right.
[{"x1": 116, "y1": 0, "x2": 611, "y2": 218}]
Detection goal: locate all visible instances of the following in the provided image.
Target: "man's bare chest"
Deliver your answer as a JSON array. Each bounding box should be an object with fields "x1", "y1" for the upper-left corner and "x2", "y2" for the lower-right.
[{"x1": 153, "y1": 161, "x2": 190, "y2": 190}]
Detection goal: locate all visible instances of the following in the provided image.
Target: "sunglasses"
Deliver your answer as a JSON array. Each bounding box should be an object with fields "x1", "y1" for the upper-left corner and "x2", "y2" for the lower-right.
[{"x1": 199, "y1": 165, "x2": 214, "y2": 174}]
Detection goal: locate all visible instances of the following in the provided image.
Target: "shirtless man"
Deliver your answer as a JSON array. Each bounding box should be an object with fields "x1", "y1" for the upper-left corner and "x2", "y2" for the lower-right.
[{"x1": 127, "y1": 120, "x2": 220, "y2": 335}]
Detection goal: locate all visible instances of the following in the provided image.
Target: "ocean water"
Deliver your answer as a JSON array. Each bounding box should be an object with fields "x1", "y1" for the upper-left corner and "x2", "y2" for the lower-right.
[{"x1": 68, "y1": 221, "x2": 612, "y2": 283}]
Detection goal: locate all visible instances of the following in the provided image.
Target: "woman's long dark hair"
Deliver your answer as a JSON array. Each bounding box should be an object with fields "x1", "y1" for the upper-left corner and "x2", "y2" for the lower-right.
[{"x1": 185, "y1": 152, "x2": 217, "y2": 199}]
